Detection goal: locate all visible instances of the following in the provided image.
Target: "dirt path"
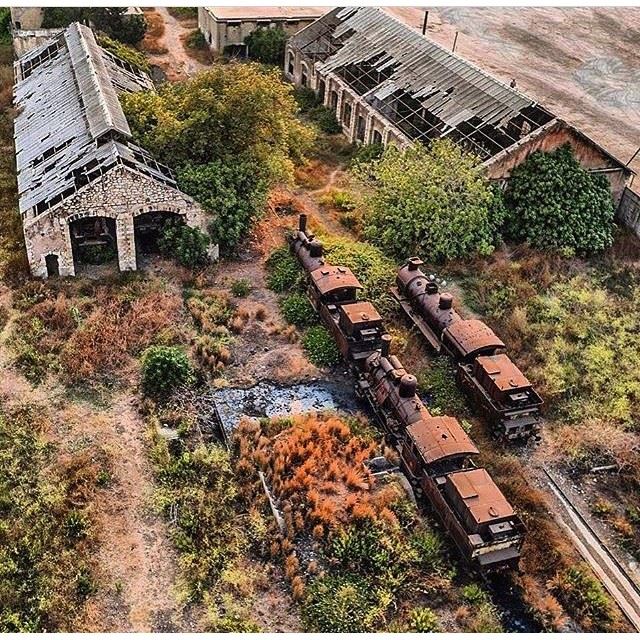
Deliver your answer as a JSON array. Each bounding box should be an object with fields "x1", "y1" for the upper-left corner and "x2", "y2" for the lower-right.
[
  {"x1": 0, "y1": 287, "x2": 194, "y2": 632},
  {"x1": 145, "y1": 7, "x2": 206, "y2": 80}
]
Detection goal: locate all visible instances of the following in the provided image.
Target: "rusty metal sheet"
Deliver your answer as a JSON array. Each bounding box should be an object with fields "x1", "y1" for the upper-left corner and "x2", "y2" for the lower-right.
[
  {"x1": 444, "y1": 319, "x2": 505, "y2": 358},
  {"x1": 407, "y1": 416, "x2": 479, "y2": 465},
  {"x1": 310, "y1": 265, "x2": 363, "y2": 295},
  {"x1": 448, "y1": 468, "x2": 515, "y2": 525},
  {"x1": 476, "y1": 353, "x2": 531, "y2": 392},
  {"x1": 341, "y1": 300, "x2": 381, "y2": 324}
]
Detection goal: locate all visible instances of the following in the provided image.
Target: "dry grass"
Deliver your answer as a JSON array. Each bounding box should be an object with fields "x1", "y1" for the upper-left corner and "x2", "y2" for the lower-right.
[
  {"x1": 141, "y1": 9, "x2": 168, "y2": 55},
  {"x1": 294, "y1": 160, "x2": 331, "y2": 190}
]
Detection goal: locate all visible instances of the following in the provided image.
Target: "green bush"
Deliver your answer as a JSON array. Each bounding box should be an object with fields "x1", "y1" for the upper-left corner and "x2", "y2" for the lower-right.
[
  {"x1": 550, "y1": 565, "x2": 614, "y2": 630},
  {"x1": 353, "y1": 140, "x2": 505, "y2": 262},
  {"x1": 230, "y1": 279, "x2": 251, "y2": 297},
  {"x1": 351, "y1": 143, "x2": 384, "y2": 166},
  {"x1": 320, "y1": 235, "x2": 395, "y2": 311},
  {"x1": 294, "y1": 87, "x2": 321, "y2": 113},
  {"x1": 159, "y1": 221, "x2": 210, "y2": 268},
  {"x1": 279, "y1": 293, "x2": 316, "y2": 327},
  {"x1": 302, "y1": 326, "x2": 340, "y2": 367},
  {"x1": 0, "y1": 8, "x2": 10, "y2": 44},
  {"x1": 302, "y1": 574, "x2": 383, "y2": 632},
  {"x1": 141, "y1": 346, "x2": 194, "y2": 396},
  {"x1": 77, "y1": 243, "x2": 117, "y2": 265},
  {"x1": 186, "y1": 29, "x2": 207, "y2": 49},
  {"x1": 417, "y1": 357, "x2": 469, "y2": 417},
  {"x1": 410, "y1": 529, "x2": 446, "y2": 575},
  {"x1": 505, "y1": 144, "x2": 614, "y2": 255},
  {"x1": 97, "y1": 34, "x2": 149, "y2": 72},
  {"x1": 244, "y1": 27, "x2": 287, "y2": 65},
  {"x1": 265, "y1": 246, "x2": 303, "y2": 293},
  {"x1": 408, "y1": 607, "x2": 440, "y2": 632},
  {"x1": 308, "y1": 105, "x2": 343, "y2": 134},
  {"x1": 43, "y1": 8, "x2": 147, "y2": 44},
  {"x1": 461, "y1": 583, "x2": 489, "y2": 605}
]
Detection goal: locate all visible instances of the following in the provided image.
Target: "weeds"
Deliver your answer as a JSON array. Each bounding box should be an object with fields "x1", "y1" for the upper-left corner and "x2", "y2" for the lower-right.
[{"x1": 302, "y1": 325, "x2": 340, "y2": 367}]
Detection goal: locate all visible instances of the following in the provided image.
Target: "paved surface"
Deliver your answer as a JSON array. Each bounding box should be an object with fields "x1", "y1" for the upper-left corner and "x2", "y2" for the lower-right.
[{"x1": 386, "y1": 7, "x2": 640, "y2": 176}]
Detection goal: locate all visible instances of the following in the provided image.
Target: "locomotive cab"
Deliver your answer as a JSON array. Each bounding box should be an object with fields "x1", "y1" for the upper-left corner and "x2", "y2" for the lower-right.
[{"x1": 338, "y1": 301, "x2": 386, "y2": 359}]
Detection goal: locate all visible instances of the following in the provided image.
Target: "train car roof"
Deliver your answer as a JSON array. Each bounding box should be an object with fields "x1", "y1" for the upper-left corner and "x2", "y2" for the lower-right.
[
  {"x1": 444, "y1": 319, "x2": 505, "y2": 357},
  {"x1": 448, "y1": 468, "x2": 515, "y2": 525},
  {"x1": 476, "y1": 354, "x2": 531, "y2": 391},
  {"x1": 310, "y1": 265, "x2": 363, "y2": 295},
  {"x1": 340, "y1": 301, "x2": 382, "y2": 324},
  {"x1": 406, "y1": 416, "x2": 479, "y2": 464}
]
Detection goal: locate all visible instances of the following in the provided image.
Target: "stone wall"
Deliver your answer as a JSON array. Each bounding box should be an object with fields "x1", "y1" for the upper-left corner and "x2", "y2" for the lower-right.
[{"x1": 24, "y1": 164, "x2": 215, "y2": 278}]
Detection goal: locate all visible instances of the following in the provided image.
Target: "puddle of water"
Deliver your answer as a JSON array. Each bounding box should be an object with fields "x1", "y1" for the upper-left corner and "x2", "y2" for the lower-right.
[{"x1": 213, "y1": 380, "x2": 361, "y2": 433}]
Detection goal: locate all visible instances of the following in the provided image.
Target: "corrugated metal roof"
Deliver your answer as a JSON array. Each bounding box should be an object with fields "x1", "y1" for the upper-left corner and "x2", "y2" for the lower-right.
[
  {"x1": 314, "y1": 7, "x2": 534, "y2": 131},
  {"x1": 14, "y1": 23, "x2": 169, "y2": 218}
]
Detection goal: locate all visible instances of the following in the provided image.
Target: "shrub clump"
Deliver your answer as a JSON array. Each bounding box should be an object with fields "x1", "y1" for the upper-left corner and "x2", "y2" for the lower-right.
[
  {"x1": 159, "y1": 221, "x2": 210, "y2": 268},
  {"x1": 504, "y1": 144, "x2": 615, "y2": 256},
  {"x1": 279, "y1": 292, "x2": 316, "y2": 327},
  {"x1": 302, "y1": 325, "x2": 340, "y2": 367},
  {"x1": 352, "y1": 140, "x2": 505, "y2": 262},
  {"x1": 141, "y1": 345, "x2": 194, "y2": 397},
  {"x1": 244, "y1": 27, "x2": 287, "y2": 65},
  {"x1": 230, "y1": 278, "x2": 251, "y2": 297},
  {"x1": 265, "y1": 245, "x2": 303, "y2": 293},
  {"x1": 307, "y1": 105, "x2": 343, "y2": 134}
]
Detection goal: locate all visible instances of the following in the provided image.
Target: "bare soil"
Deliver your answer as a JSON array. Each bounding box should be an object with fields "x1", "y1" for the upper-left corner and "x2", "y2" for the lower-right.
[{"x1": 386, "y1": 7, "x2": 640, "y2": 175}]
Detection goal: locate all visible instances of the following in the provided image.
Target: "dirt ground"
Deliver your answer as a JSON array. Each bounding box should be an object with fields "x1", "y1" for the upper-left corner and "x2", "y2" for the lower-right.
[{"x1": 386, "y1": 7, "x2": 640, "y2": 176}]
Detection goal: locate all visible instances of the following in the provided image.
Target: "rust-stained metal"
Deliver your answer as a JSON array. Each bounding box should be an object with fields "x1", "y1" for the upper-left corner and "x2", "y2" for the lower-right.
[
  {"x1": 311, "y1": 265, "x2": 363, "y2": 297},
  {"x1": 394, "y1": 256, "x2": 542, "y2": 442},
  {"x1": 406, "y1": 417, "x2": 479, "y2": 465}
]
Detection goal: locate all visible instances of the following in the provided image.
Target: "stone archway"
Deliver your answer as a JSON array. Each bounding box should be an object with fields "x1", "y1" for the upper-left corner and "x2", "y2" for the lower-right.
[
  {"x1": 133, "y1": 211, "x2": 185, "y2": 259},
  {"x1": 69, "y1": 216, "x2": 118, "y2": 272}
]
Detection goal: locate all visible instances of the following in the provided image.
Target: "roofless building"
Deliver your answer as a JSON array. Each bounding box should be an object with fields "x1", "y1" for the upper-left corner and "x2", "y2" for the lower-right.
[
  {"x1": 286, "y1": 7, "x2": 633, "y2": 204},
  {"x1": 14, "y1": 23, "x2": 214, "y2": 278}
]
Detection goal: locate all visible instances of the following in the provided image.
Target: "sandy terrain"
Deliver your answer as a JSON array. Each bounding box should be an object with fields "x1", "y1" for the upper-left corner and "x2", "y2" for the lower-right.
[{"x1": 386, "y1": 7, "x2": 640, "y2": 176}]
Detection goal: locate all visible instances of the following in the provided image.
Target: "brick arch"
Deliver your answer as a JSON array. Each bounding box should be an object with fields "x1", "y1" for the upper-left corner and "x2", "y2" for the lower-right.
[
  {"x1": 132, "y1": 203, "x2": 188, "y2": 218},
  {"x1": 67, "y1": 210, "x2": 119, "y2": 223}
]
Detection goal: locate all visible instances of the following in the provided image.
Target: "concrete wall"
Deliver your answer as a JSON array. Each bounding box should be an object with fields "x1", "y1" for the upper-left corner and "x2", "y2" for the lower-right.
[
  {"x1": 10, "y1": 7, "x2": 44, "y2": 30},
  {"x1": 199, "y1": 9, "x2": 316, "y2": 54},
  {"x1": 12, "y1": 28, "x2": 62, "y2": 58},
  {"x1": 24, "y1": 165, "x2": 214, "y2": 278},
  {"x1": 617, "y1": 187, "x2": 640, "y2": 238},
  {"x1": 485, "y1": 120, "x2": 632, "y2": 205}
]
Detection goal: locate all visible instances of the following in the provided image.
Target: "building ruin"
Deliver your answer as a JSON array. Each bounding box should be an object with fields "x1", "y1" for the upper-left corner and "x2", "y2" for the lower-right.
[
  {"x1": 14, "y1": 22, "x2": 215, "y2": 278},
  {"x1": 285, "y1": 7, "x2": 634, "y2": 204}
]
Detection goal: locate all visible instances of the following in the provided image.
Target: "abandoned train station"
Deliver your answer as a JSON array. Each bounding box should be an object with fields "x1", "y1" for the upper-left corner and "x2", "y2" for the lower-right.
[
  {"x1": 285, "y1": 7, "x2": 633, "y2": 204},
  {"x1": 14, "y1": 22, "x2": 213, "y2": 279}
]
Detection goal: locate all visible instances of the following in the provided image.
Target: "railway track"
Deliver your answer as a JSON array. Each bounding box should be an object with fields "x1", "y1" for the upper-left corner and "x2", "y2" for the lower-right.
[{"x1": 543, "y1": 467, "x2": 640, "y2": 631}]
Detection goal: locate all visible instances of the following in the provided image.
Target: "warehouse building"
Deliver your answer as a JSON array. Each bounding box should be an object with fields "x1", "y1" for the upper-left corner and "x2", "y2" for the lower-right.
[
  {"x1": 285, "y1": 7, "x2": 633, "y2": 204},
  {"x1": 14, "y1": 23, "x2": 214, "y2": 278},
  {"x1": 198, "y1": 6, "x2": 325, "y2": 56}
]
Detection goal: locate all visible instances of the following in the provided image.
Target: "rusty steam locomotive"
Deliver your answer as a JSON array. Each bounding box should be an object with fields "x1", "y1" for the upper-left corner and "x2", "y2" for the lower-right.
[
  {"x1": 288, "y1": 215, "x2": 525, "y2": 571},
  {"x1": 393, "y1": 258, "x2": 542, "y2": 442}
]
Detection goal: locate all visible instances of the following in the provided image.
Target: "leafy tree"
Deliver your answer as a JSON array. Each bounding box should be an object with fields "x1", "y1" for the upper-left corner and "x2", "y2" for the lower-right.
[
  {"x1": 307, "y1": 105, "x2": 342, "y2": 134},
  {"x1": 141, "y1": 345, "x2": 194, "y2": 396},
  {"x1": 504, "y1": 144, "x2": 614, "y2": 255},
  {"x1": 176, "y1": 161, "x2": 268, "y2": 252},
  {"x1": 244, "y1": 27, "x2": 287, "y2": 65},
  {"x1": 0, "y1": 8, "x2": 11, "y2": 44},
  {"x1": 121, "y1": 63, "x2": 314, "y2": 182},
  {"x1": 42, "y1": 8, "x2": 147, "y2": 44},
  {"x1": 158, "y1": 220, "x2": 210, "y2": 268},
  {"x1": 352, "y1": 140, "x2": 505, "y2": 262}
]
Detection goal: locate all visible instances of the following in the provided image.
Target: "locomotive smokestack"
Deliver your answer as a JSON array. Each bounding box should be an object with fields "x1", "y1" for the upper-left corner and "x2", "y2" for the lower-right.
[
  {"x1": 381, "y1": 334, "x2": 391, "y2": 357},
  {"x1": 399, "y1": 374, "x2": 417, "y2": 398},
  {"x1": 299, "y1": 213, "x2": 308, "y2": 233},
  {"x1": 439, "y1": 293, "x2": 453, "y2": 310},
  {"x1": 309, "y1": 239, "x2": 323, "y2": 258},
  {"x1": 407, "y1": 257, "x2": 423, "y2": 271}
]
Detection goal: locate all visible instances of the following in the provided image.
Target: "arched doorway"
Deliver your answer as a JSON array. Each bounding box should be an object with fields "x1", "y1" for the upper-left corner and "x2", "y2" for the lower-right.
[
  {"x1": 45, "y1": 254, "x2": 59, "y2": 278},
  {"x1": 372, "y1": 129, "x2": 383, "y2": 145},
  {"x1": 69, "y1": 216, "x2": 118, "y2": 270},
  {"x1": 134, "y1": 211, "x2": 184, "y2": 259}
]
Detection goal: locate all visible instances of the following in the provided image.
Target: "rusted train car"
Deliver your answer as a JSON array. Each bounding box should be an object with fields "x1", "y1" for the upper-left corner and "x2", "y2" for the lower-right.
[
  {"x1": 393, "y1": 258, "x2": 542, "y2": 442},
  {"x1": 287, "y1": 215, "x2": 525, "y2": 572}
]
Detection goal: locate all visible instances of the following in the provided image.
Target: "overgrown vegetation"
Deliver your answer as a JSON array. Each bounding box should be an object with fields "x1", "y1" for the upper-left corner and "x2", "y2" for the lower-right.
[
  {"x1": 279, "y1": 293, "x2": 317, "y2": 328},
  {"x1": 42, "y1": 8, "x2": 147, "y2": 44},
  {"x1": 245, "y1": 27, "x2": 287, "y2": 65},
  {"x1": 159, "y1": 220, "x2": 210, "y2": 268},
  {"x1": 97, "y1": 34, "x2": 150, "y2": 72},
  {"x1": 265, "y1": 246, "x2": 303, "y2": 293},
  {"x1": 504, "y1": 144, "x2": 615, "y2": 255},
  {"x1": 0, "y1": 404, "x2": 100, "y2": 631},
  {"x1": 352, "y1": 140, "x2": 505, "y2": 262},
  {"x1": 141, "y1": 345, "x2": 194, "y2": 397},
  {"x1": 301, "y1": 326, "x2": 340, "y2": 367},
  {"x1": 122, "y1": 65, "x2": 315, "y2": 253},
  {"x1": 235, "y1": 413, "x2": 459, "y2": 632}
]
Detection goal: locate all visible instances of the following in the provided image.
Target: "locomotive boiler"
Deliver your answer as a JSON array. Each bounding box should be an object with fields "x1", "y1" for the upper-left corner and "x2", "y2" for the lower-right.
[{"x1": 393, "y1": 257, "x2": 542, "y2": 442}]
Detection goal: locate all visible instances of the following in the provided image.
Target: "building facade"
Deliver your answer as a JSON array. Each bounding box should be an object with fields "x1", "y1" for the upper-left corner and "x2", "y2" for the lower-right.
[
  {"x1": 14, "y1": 23, "x2": 215, "y2": 278},
  {"x1": 198, "y1": 6, "x2": 325, "y2": 56},
  {"x1": 285, "y1": 7, "x2": 633, "y2": 204}
]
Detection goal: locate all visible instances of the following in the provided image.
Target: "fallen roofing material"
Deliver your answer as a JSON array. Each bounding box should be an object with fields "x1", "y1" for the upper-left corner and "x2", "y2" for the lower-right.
[{"x1": 13, "y1": 22, "x2": 167, "y2": 219}]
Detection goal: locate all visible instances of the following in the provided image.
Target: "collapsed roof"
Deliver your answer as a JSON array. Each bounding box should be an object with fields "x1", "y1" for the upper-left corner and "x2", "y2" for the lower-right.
[
  {"x1": 14, "y1": 22, "x2": 174, "y2": 218},
  {"x1": 290, "y1": 7, "x2": 556, "y2": 161}
]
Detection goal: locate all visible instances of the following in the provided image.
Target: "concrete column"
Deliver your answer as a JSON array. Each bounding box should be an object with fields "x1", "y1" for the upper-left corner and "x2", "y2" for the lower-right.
[
  {"x1": 323, "y1": 77, "x2": 331, "y2": 107},
  {"x1": 348, "y1": 102, "x2": 358, "y2": 142},
  {"x1": 59, "y1": 221, "x2": 75, "y2": 276},
  {"x1": 364, "y1": 113, "x2": 374, "y2": 144},
  {"x1": 335, "y1": 87, "x2": 344, "y2": 122},
  {"x1": 116, "y1": 216, "x2": 136, "y2": 272}
]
